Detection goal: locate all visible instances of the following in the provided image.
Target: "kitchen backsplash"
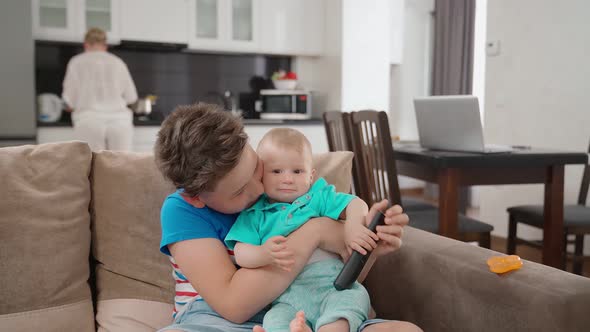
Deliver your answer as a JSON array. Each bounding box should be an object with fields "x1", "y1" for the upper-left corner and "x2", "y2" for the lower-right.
[{"x1": 35, "y1": 42, "x2": 291, "y2": 120}]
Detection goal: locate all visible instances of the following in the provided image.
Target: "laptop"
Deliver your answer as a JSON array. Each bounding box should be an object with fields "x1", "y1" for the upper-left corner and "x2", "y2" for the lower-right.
[{"x1": 413, "y1": 95, "x2": 512, "y2": 153}]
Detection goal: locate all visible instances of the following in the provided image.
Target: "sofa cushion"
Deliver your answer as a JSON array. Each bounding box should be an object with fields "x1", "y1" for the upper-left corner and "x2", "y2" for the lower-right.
[
  {"x1": 312, "y1": 151, "x2": 354, "y2": 193},
  {"x1": 0, "y1": 142, "x2": 94, "y2": 332},
  {"x1": 91, "y1": 150, "x2": 354, "y2": 330}
]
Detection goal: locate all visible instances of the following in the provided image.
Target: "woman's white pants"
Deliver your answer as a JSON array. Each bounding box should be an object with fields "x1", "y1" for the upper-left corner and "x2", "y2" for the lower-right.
[{"x1": 72, "y1": 110, "x2": 133, "y2": 151}]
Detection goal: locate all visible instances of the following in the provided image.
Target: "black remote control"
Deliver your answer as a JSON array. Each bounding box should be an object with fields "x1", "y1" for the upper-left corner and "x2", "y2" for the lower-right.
[{"x1": 333, "y1": 210, "x2": 386, "y2": 290}]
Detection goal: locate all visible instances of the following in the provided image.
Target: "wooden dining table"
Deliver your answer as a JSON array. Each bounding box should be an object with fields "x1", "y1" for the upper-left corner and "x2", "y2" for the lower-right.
[{"x1": 392, "y1": 141, "x2": 588, "y2": 268}]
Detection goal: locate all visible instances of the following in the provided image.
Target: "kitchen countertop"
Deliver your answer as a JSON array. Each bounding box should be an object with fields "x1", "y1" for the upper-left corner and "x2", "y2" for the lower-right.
[{"x1": 37, "y1": 118, "x2": 323, "y2": 127}]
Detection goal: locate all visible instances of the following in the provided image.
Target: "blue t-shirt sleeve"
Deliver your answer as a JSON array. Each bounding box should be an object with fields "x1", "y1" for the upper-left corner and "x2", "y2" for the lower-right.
[
  {"x1": 224, "y1": 210, "x2": 262, "y2": 250},
  {"x1": 160, "y1": 195, "x2": 219, "y2": 256},
  {"x1": 319, "y1": 184, "x2": 356, "y2": 220}
]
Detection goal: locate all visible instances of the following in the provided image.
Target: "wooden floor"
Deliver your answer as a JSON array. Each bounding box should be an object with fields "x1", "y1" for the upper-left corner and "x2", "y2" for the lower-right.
[{"x1": 490, "y1": 236, "x2": 590, "y2": 278}]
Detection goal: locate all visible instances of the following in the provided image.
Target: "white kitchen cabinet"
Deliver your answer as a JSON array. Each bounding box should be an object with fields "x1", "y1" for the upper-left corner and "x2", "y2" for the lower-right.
[
  {"x1": 37, "y1": 127, "x2": 78, "y2": 144},
  {"x1": 258, "y1": 0, "x2": 324, "y2": 56},
  {"x1": 38, "y1": 123, "x2": 327, "y2": 153},
  {"x1": 37, "y1": 126, "x2": 161, "y2": 153},
  {"x1": 32, "y1": 0, "x2": 120, "y2": 43},
  {"x1": 299, "y1": 0, "x2": 324, "y2": 56},
  {"x1": 187, "y1": 0, "x2": 259, "y2": 52},
  {"x1": 32, "y1": 0, "x2": 79, "y2": 42},
  {"x1": 81, "y1": 0, "x2": 120, "y2": 44},
  {"x1": 120, "y1": 0, "x2": 188, "y2": 44},
  {"x1": 132, "y1": 127, "x2": 161, "y2": 153},
  {"x1": 130, "y1": 124, "x2": 328, "y2": 154}
]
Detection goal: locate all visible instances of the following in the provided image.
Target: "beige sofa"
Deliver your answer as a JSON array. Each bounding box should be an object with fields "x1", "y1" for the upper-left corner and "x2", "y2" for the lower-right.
[{"x1": 1, "y1": 141, "x2": 589, "y2": 332}]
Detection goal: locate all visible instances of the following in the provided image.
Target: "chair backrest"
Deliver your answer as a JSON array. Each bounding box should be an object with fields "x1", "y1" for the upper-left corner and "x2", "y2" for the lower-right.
[
  {"x1": 323, "y1": 111, "x2": 352, "y2": 151},
  {"x1": 578, "y1": 138, "x2": 590, "y2": 205},
  {"x1": 322, "y1": 111, "x2": 361, "y2": 195},
  {"x1": 348, "y1": 110, "x2": 402, "y2": 207}
]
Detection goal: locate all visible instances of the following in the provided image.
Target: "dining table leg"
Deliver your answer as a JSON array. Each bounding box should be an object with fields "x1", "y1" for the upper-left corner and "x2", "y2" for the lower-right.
[
  {"x1": 543, "y1": 165, "x2": 565, "y2": 268},
  {"x1": 438, "y1": 168, "x2": 459, "y2": 239}
]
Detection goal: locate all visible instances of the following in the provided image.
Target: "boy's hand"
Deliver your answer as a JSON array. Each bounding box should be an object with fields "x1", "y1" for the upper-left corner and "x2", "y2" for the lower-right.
[
  {"x1": 366, "y1": 200, "x2": 409, "y2": 257},
  {"x1": 262, "y1": 236, "x2": 295, "y2": 271},
  {"x1": 344, "y1": 219, "x2": 379, "y2": 256}
]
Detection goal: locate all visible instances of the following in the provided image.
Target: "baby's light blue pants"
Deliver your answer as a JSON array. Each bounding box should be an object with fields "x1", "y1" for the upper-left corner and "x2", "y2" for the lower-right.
[{"x1": 263, "y1": 259, "x2": 370, "y2": 332}]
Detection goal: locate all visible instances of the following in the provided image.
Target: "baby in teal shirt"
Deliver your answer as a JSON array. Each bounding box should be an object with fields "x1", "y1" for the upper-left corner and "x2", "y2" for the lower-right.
[{"x1": 225, "y1": 128, "x2": 379, "y2": 332}]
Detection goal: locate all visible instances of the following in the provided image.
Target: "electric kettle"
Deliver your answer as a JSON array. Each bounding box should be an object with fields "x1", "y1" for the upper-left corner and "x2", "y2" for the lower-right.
[{"x1": 37, "y1": 93, "x2": 64, "y2": 123}]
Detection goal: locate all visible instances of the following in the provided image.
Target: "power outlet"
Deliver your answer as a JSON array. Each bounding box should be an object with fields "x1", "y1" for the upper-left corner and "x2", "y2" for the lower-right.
[{"x1": 486, "y1": 40, "x2": 501, "y2": 56}]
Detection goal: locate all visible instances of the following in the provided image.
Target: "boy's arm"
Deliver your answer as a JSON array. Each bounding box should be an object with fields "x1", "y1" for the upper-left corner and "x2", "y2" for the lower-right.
[
  {"x1": 169, "y1": 216, "x2": 341, "y2": 323},
  {"x1": 234, "y1": 236, "x2": 294, "y2": 270}
]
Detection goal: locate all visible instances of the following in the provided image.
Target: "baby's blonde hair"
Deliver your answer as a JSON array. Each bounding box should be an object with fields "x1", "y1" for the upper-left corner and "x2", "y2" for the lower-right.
[
  {"x1": 84, "y1": 27, "x2": 107, "y2": 45},
  {"x1": 257, "y1": 128, "x2": 312, "y2": 155}
]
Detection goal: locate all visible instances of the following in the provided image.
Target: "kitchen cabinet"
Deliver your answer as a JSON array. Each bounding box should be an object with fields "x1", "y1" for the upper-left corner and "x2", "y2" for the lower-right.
[
  {"x1": 119, "y1": 0, "x2": 188, "y2": 44},
  {"x1": 258, "y1": 0, "x2": 324, "y2": 56},
  {"x1": 32, "y1": 0, "x2": 78, "y2": 42},
  {"x1": 81, "y1": 0, "x2": 120, "y2": 43},
  {"x1": 132, "y1": 127, "x2": 161, "y2": 153},
  {"x1": 37, "y1": 127, "x2": 78, "y2": 144},
  {"x1": 187, "y1": 0, "x2": 259, "y2": 53},
  {"x1": 32, "y1": 0, "x2": 120, "y2": 43},
  {"x1": 37, "y1": 126, "x2": 161, "y2": 153},
  {"x1": 37, "y1": 123, "x2": 328, "y2": 153}
]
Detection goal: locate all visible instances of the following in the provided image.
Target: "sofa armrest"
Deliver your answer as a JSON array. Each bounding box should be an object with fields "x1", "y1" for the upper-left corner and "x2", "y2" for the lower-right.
[{"x1": 364, "y1": 227, "x2": 590, "y2": 332}]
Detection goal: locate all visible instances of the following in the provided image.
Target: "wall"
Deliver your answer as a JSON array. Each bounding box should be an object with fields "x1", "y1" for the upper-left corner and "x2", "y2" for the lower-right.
[
  {"x1": 298, "y1": 0, "x2": 436, "y2": 119},
  {"x1": 389, "y1": 0, "x2": 434, "y2": 189},
  {"x1": 388, "y1": 0, "x2": 434, "y2": 140},
  {"x1": 341, "y1": 0, "x2": 391, "y2": 111},
  {"x1": 294, "y1": 0, "x2": 342, "y2": 116},
  {"x1": 0, "y1": 0, "x2": 36, "y2": 140},
  {"x1": 296, "y1": 0, "x2": 392, "y2": 113},
  {"x1": 295, "y1": 0, "x2": 431, "y2": 189},
  {"x1": 481, "y1": 0, "x2": 590, "y2": 251}
]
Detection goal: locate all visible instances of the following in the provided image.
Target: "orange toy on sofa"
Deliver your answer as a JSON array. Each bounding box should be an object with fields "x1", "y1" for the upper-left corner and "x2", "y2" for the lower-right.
[{"x1": 487, "y1": 255, "x2": 523, "y2": 274}]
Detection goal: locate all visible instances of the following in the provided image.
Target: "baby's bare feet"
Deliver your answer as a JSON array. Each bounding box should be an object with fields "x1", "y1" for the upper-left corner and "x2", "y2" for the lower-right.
[{"x1": 289, "y1": 311, "x2": 312, "y2": 332}]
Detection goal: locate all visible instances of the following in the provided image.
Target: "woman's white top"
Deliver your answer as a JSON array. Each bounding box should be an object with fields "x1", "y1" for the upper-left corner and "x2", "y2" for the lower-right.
[{"x1": 62, "y1": 50, "x2": 138, "y2": 113}]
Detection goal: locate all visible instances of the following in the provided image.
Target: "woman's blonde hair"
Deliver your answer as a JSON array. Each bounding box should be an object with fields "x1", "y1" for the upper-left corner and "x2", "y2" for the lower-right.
[{"x1": 84, "y1": 28, "x2": 107, "y2": 44}]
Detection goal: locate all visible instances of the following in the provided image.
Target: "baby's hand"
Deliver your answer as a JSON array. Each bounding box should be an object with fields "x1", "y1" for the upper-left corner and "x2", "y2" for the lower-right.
[
  {"x1": 344, "y1": 221, "x2": 379, "y2": 256},
  {"x1": 262, "y1": 236, "x2": 295, "y2": 271}
]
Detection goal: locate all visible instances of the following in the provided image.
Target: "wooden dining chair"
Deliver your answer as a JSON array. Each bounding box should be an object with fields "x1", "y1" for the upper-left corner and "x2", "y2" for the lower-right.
[
  {"x1": 348, "y1": 110, "x2": 494, "y2": 248},
  {"x1": 323, "y1": 111, "x2": 352, "y2": 152},
  {"x1": 323, "y1": 111, "x2": 435, "y2": 211},
  {"x1": 323, "y1": 111, "x2": 361, "y2": 195},
  {"x1": 507, "y1": 139, "x2": 590, "y2": 274}
]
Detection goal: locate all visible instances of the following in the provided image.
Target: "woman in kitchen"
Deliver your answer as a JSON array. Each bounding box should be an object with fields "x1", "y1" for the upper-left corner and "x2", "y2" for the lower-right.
[{"x1": 62, "y1": 27, "x2": 138, "y2": 151}]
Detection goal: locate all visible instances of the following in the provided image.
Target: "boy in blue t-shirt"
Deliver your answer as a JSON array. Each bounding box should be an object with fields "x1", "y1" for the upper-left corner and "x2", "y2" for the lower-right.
[
  {"x1": 154, "y1": 103, "x2": 421, "y2": 332},
  {"x1": 225, "y1": 128, "x2": 377, "y2": 332}
]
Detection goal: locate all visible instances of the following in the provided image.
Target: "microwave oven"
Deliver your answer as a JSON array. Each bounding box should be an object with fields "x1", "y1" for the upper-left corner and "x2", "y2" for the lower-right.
[{"x1": 258, "y1": 90, "x2": 312, "y2": 120}]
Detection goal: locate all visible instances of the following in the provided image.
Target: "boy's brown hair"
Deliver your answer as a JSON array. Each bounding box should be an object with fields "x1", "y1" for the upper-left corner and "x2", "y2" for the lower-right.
[{"x1": 154, "y1": 103, "x2": 248, "y2": 197}]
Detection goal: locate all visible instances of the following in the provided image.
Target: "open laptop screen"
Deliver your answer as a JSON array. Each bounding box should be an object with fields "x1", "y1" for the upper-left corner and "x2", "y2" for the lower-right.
[{"x1": 413, "y1": 95, "x2": 511, "y2": 153}]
